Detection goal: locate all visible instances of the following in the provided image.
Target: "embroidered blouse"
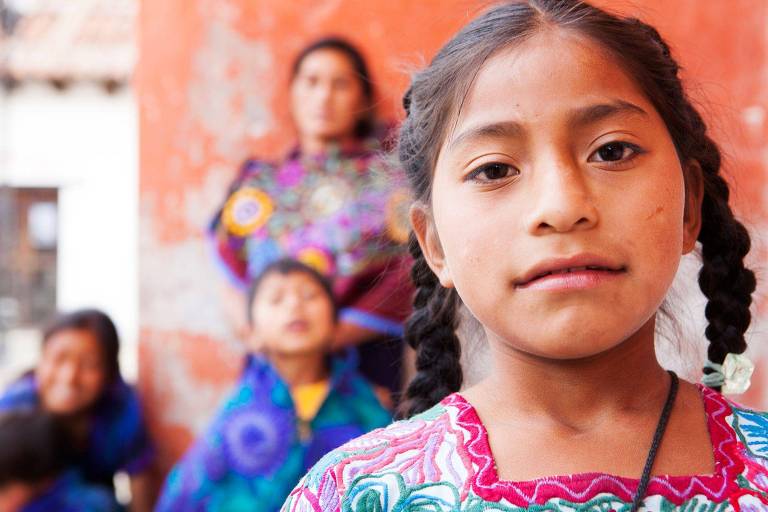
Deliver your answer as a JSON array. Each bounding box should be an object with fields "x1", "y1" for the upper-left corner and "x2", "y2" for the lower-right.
[
  {"x1": 156, "y1": 353, "x2": 392, "y2": 512},
  {"x1": 209, "y1": 142, "x2": 413, "y2": 339},
  {"x1": 281, "y1": 386, "x2": 768, "y2": 511},
  {"x1": 0, "y1": 374, "x2": 154, "y2": 488}
]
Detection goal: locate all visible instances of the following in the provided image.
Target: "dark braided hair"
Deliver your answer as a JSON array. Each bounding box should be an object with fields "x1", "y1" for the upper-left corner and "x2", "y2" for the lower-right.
[
  {"x1": 401, "y1": 232, "x2": 463, "y2": 417},
  {"x1": 399, "y1": 0, "x2": 756, "y2": 415}
]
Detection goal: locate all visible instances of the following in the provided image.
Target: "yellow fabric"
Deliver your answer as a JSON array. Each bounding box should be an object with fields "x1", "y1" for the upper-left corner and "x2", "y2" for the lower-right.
[{"x1": 291, "y1": 380, "x2": 330, "y2": 422}]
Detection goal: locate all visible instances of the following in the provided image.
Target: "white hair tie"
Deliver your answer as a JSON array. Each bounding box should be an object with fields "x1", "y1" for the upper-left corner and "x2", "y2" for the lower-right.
[{"x1": 702, "y1": 353, "x2": 754, "y2": 394}]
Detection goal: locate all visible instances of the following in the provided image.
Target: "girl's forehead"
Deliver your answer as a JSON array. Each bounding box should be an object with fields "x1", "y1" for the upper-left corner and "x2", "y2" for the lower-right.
[{"x1": 451, "y1": 29, "x2": 654, "y2": 134}]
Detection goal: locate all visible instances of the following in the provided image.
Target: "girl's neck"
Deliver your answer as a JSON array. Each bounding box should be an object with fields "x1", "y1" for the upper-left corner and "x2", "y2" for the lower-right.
[
  {"x1": 267, "y1": 351, "x2": 329, "y2": 387},
  {"x1": 468, "y1": 318, "x2": 669, "y2": 430}
]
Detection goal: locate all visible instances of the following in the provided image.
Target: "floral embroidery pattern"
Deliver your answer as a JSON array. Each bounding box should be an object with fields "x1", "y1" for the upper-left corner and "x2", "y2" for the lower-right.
[
  {"x1": 211, "y1": 145, "x2": 409, "y2": 284},
  {"x1": 222, "y1": 187, "x2": 274, "y2": 237},
  {"x1": 282, "y1": 386, "x2": 768, "y2": 511}
]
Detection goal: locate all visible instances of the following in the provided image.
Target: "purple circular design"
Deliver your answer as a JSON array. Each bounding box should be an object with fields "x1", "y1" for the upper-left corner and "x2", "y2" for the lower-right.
[{"x1": 221, "y1": 405, "x2": 293, "y2": 477}]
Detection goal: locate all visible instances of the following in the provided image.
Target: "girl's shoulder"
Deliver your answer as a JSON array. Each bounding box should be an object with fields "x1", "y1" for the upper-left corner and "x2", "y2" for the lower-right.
[
  {"x1": 717, "y1": 388, "x2": 768, "y2": 463},
  {"x1": 281, "y1": 393, "x2": 470, "y2": 511}
]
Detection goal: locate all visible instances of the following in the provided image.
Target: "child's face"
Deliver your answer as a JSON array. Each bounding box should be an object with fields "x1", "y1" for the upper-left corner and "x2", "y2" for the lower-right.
[
  {"x1": 249, "y1": 271, "x2": 335, "y2": 357},
  {"x1": 36, "y1": 328, "x2": 108, "y2": 415},
  {"x1": 414, "y1": 29, "x2": 701, "y2": 360}
]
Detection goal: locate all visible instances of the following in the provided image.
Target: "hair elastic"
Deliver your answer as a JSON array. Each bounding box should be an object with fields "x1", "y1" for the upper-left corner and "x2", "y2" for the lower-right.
[{"x1": 702, "y1": 353, "x2": 754, "y2": 394}]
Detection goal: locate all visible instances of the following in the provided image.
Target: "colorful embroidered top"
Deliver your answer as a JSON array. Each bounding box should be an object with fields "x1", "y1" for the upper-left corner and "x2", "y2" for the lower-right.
[
  {"x1": 282, "y1": 386, "x2": 768, "y2": 511},
  {"x1": 20, "y1": 470, "x2": 120, "y2": 512},
  {"x1": 156, "y1": 352, "x2": 392, "y2": 512},
  {"x1": 209, "y1": 142, "x2": 413, "y2": 339},
  {"x1": 0, "y1": 374, "x2": 154, "y2": 487}
]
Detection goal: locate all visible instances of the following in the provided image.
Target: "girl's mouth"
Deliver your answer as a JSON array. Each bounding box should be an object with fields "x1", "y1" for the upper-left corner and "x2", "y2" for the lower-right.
[{"x1": 515, "y1": 255, "x2": 626, "y2": 290}]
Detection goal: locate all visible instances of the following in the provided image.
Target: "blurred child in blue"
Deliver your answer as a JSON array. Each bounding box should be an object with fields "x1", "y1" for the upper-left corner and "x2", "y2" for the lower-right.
[
  {"x1": 156, "y1": 259, "x2": 391, "y2": 511},
  {"x1": 0, "y1": 309, "x2": 154, "y2": 511}
]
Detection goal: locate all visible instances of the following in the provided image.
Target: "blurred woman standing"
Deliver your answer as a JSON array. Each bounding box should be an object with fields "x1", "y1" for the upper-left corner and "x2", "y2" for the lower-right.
[{"x1": 210, "y1": 38, "x2": 412, "y2": 399}]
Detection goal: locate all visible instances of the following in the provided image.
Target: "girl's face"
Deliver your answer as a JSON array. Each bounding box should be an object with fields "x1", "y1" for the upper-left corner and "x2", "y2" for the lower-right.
[
  {"x1": 290, "y1": 48, "x2": 367, "y2": 145},
  {"x1": 250, "y1": 271, "x2": 335, "y2": 357},
  {"x1": 413, "y1": 30, "x2": 701, "y2": 360},
  {"x1": 36, "y1": 329, "x2": 108, "y2": 415}
]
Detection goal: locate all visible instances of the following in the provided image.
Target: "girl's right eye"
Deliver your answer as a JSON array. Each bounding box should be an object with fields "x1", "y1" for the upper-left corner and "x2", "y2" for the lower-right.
[{"x1": 465, "y1": 162, "x2": 519, "y2": 183}]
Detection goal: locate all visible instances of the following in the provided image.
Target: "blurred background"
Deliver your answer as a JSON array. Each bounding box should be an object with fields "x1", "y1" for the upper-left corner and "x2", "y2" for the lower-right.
[
  {"x1": 1, "y1": 0, "x2": 766, "y2": 494},
  {"x1": 0, "y1": 0, "x2": 138, "y2": 385}
]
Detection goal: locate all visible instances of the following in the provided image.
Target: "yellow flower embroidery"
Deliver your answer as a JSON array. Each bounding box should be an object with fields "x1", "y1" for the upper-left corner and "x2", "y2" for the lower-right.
[{"x1": 222, "y1": 187, "x2": 274, "y2": 237}]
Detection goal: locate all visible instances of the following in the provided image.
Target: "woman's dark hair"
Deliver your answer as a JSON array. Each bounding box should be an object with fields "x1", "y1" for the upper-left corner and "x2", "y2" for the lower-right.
[
  {"x1": 0, "y1": 411, "x2": 73, "y2": 486},
  {"x1": 291, "y1": 37, "x2": 376, "y2": 138},
  {"x1": 246, "y1": 258, "x2": 339, "y2": 326},
  {"x1": 43, "y1": 309, "x2": 121, "y2": 382},
  {"x1": 399, "y1": 0, "x2": 756, "y2": 416}
]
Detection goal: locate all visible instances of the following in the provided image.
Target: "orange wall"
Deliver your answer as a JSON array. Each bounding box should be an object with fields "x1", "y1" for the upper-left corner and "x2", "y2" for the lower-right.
[{"x1": 137, "y1": 0, "x2": 768, "y2": 481}]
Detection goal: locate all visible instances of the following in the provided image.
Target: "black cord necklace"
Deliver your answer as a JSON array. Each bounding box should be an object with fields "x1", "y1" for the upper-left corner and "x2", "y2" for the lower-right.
[{"x1": 630, "y1": 370, "x2": 679, "y2": 512}]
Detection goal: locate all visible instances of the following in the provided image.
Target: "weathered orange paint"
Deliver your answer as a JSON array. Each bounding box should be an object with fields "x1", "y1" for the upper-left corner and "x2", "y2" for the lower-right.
[{"x1": 137, "y1": 0, "x2": 768, "y2": 484}]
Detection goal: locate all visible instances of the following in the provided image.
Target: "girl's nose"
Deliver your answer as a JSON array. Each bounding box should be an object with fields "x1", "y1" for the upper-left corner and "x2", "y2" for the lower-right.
[{"x1": 526, "y1": 159, "x2": 598, "y2": 235}]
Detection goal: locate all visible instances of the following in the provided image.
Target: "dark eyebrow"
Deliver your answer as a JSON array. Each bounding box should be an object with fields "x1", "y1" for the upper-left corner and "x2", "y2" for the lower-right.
[
  {"x1": 568, "y1": 100, "x2": 648, "y2": 128},
  {"x1": 447, "y1": 121, "x2": 524, "y2": 152},
  {"x1": 446, "y1": 100, "x2": 648, "y2": 154}
]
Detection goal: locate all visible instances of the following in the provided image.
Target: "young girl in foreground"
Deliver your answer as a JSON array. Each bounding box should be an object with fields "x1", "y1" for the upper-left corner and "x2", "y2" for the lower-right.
[
  {"x1": 157, "y1": 260, "x2": 391, "y2": 511},
  {"x1": 282, "y1": 1, "x2": 764, "y2": 510}
]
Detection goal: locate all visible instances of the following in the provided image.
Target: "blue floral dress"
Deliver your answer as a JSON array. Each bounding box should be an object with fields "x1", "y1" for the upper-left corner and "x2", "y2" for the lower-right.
[
  {"x1": 20, "y1": 470, "x2": 120, "y2": 512},
  {"x1": 0, "y1": 373, "x2": 154, "y2": 488},
  {"x1": 156, "y1": 352, "x2": 392, "y2": 512}
]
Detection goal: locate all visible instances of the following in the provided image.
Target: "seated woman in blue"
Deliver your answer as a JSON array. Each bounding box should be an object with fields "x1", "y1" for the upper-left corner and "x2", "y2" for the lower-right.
[
  {"x1": 157, "y1": 259, "x2": 391, "y2": 511},
  {"x1": 0, "y1": 410, "x2": 120, "y2": 512},
  {"x1": 0, "y1": 309, "x2": 154, "y2": 511}
]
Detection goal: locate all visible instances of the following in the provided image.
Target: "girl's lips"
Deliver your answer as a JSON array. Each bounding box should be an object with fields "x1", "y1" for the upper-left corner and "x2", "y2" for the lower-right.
[
  {"x1": 515, "y1": 254, "x2": 626, "y2": 289},
  {"x1": 516, "y1": 267, "x2": 625, "y2": 291}
]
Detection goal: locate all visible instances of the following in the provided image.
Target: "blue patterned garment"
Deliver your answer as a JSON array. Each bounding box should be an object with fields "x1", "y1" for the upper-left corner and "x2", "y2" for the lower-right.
[
  {"x1": 20, "y1": 470, "x2": 120, "y2": 512},
  {"x1": 0, "y1": 374, "x2": 154, "y2": 487},
  {"x1": 156, "y1": 352, "x2": 392, "y2": 512}
]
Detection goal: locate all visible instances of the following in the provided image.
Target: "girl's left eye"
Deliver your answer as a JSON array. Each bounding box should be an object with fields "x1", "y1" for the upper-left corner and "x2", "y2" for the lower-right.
[{"x1": 588, "y1": 141, "x2": 643, "y2": 163}]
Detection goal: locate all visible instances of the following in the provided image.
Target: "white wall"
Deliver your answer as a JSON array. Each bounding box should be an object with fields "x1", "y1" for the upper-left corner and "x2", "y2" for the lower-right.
[{"x1": 0, "y1": 83, "x2": 138, "y2": 381}]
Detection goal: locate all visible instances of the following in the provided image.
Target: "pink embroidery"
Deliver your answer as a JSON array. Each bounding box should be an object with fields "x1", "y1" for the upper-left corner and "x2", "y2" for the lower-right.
[
  {"x1": 448, "y1": 386, "x2": 747, "y2": 506},
  {"x1": 333, "y1": 411, "x2": 476, "y2": 500}
]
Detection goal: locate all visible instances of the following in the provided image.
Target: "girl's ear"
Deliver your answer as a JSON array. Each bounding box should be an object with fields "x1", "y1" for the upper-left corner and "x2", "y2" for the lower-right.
[
  {"x1": 682, "y1": 159, "x2": 704, "y2": 254},
  {"x1": 410, "y1": 203, "x2": 454, "y2": 288}
]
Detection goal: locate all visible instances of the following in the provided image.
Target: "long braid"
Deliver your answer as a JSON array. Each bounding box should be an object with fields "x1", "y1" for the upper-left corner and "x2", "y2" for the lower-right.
[
  {"x1": 635, "y1": 21, "x2": 757, "y2": 388},
  {"x1": 399, "y1": 234, "x2": 463, "y2": 418},
  {"x1": 694, "y1": 132, "x2": 755, "y2": 384}
]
